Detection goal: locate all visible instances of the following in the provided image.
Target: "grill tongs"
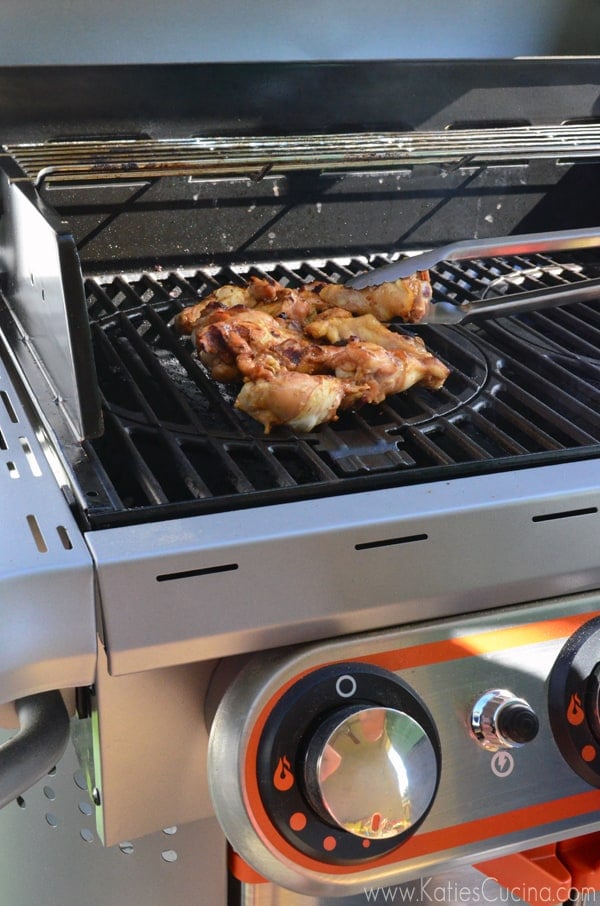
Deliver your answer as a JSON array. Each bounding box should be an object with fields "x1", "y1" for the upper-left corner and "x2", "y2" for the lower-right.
[{"x1": 347, "y1": 226, "x2": 600, "y2": 325}]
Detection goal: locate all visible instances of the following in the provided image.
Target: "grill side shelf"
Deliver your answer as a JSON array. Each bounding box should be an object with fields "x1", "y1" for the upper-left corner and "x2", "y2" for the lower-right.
[{"x1": 0, "y1": 353, "x2": 96, "y2": 705}]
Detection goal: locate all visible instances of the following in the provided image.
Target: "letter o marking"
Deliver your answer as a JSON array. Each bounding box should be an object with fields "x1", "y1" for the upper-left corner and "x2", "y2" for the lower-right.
[{"x1": 335, "y1": 675, "x2": 357, "y2": 698}]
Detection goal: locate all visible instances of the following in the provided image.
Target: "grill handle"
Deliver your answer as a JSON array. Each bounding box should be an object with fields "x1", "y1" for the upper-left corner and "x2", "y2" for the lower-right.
[{"x1": 0, "y1": 691, "x2": 70, "y2": 809}]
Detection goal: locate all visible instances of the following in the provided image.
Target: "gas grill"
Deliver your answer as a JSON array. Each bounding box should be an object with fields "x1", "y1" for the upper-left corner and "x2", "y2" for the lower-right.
[{"x1": 1, "y1": 59, "x2": 600, "y2": 906}]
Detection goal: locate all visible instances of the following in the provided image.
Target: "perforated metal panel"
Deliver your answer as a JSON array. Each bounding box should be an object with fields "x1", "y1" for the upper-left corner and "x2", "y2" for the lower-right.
[
  {"x1": 4, "y1": 725, "x2": 600, "y2": 906},
  {"x1": 0, "y1": 730, "x2": 227, "y2": 906}
]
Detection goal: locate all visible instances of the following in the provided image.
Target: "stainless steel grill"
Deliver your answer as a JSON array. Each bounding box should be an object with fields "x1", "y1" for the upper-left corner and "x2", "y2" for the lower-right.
[{"x1": 2, "y1": 58, "x2": 600, "y2": 906}]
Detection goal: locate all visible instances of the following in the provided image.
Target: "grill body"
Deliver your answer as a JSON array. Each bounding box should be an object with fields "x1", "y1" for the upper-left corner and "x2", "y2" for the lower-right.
[{"x1": 1, "y1": 59, "x2": 600, "y2": 905}]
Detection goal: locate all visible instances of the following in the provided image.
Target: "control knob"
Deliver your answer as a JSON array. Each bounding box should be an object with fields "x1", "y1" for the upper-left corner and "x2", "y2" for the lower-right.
[
  {"x1": 548, "y1": 615, "x2": 600, "y2": 786},
  {"x1": 252, "y1": 663, "x2": 441, "y2": 864},
  {"x1": 303, "y1": 705, "x2": 439, "y2": 839}
]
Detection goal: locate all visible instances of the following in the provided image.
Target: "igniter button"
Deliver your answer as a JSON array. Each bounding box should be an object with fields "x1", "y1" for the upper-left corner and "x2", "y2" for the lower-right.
[{"x1": 471, "y1": 689, "x2": 539, "y2": 751}]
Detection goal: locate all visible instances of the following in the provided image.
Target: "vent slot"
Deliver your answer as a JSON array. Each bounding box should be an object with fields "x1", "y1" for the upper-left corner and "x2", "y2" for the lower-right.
[
  {"x1": 26, "y1": 514, "x2": 48, "y2": 553},
  {"x1": 156, "y1": 563, "x2": 239, "y2": 582},
  {"x1": 57, "y1": 525, "x2": 73, "y2": 550},
  {"x1": 532, "y1": 507, "x2": 598, "y2": 523},
  {"x1": 1, "y1": 390, "x2": 18, "y2": 423},
  {"x1": 355, "y1": 533, "x2": 428, "y2": 551},
  {"x1": 19, "y1": 436, "x2": 43, "y2": 477}
]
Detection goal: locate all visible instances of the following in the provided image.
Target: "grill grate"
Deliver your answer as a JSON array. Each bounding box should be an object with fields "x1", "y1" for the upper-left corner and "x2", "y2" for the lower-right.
[{"x1": 79, "y1": 252, "x2": 600, "y2": 528}]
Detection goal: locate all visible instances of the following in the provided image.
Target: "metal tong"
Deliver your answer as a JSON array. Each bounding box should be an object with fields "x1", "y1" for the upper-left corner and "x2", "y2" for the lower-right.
[{"x1": 346, "y1": 226, "x2": 600, "y2": 325}]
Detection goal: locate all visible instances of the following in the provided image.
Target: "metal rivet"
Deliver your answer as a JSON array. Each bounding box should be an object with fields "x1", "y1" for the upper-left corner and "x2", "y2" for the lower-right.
[{"x1": 92, "y1": 787, "x2": 101, "y2": 806}]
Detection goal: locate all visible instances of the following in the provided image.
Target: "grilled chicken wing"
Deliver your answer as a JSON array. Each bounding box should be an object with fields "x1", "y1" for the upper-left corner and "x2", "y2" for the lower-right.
[
  {"x1": 174, "y1": 272, "x2": 431, "y2": 335},
  {"x1": 173, "y1": 277, "x2": 321, "y2": 334},
  {"x1": 173, "y1": 284, "x2": 252, "y2": 334},
  {"x1": 304, "y1": 310, "x2": 428, "y2": 354},
  {"x1": 330, "y1": 339, "x2": 448, "y2": 404},
  {"x1": 313, "y1": 273, "x2": 432, "y2": 323},
  {"x1": 235, "y1": 372, "x2": 368, "y2": 433}
]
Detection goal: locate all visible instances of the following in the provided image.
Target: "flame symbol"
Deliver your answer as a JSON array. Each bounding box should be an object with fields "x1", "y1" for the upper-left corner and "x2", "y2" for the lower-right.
[
  {"x1": 567, "y1": 692, "x2": 585, "y2": 726},
  {"x1": 273, "y1": 755, "x2": 294, "y2": 791}
]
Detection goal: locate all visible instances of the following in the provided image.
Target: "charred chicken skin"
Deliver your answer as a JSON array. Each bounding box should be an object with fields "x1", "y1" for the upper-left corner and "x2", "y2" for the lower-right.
[
  {"x1": 193, "y1": 306, "x2": 340, "y2": 382},
  {"x1": 174, "y1": 274, "x2": 448, "y2": 432}
]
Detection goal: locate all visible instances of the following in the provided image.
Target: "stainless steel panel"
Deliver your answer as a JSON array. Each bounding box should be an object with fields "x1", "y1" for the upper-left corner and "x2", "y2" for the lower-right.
[
  {"x1": 0, "y1": 1, "x2": 581, "y2": 65},
  {"x1": 0, "y1": 352, "x2": 95, "y2": 704},
  {"x1": 87, "y1": 460, "x2": 600, "y2": 676},
  {"x1": 0, "y1": 175, "x2": 99, "y2": 440}
]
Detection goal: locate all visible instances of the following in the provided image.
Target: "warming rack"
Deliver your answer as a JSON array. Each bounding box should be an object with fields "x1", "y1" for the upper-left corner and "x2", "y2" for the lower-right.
[{"x1": 4, "y1": 123, "x2": 600, "y2": 185}]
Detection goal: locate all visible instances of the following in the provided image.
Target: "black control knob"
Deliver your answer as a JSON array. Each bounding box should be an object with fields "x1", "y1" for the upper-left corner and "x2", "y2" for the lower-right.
[
  {"x1": 471, "y1": 690, "x2": 539, "y2": 750},
  {"x1": 256, "y1": 662, "x2": 441, "y2": 864},
  {"x1": 548, "y1": 616, "x2": 600, "y2": 788}
]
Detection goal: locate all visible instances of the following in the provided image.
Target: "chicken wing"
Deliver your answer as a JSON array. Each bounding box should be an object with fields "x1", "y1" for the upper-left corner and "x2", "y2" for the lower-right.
[
  {"x1": 330, "y1": 339, "x2": 449, "y2": 405},
  {"x1": 304, "y1": 310, "x2": 428, "y2": 354},
  {"x1": 173, "y1": 284, "x2": 252, "y2": 334},
  {"x1": 174, "y1": 271, "x2": 431, "y2": 335},
  {"x1": 193, "y1": 305, "x2": 339, "y2": 382},
  {"x1": 235, "y1": 372, "x2": 368, "y2": 433},
  {"x1": 313, "y1": 273, "x2": 432, "y2": 323}
]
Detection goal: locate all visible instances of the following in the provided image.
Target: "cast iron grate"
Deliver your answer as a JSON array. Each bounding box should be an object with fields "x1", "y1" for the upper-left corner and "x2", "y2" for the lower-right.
[{"x1": 80, "y1": 252, "x2": 600, "y2": 527}]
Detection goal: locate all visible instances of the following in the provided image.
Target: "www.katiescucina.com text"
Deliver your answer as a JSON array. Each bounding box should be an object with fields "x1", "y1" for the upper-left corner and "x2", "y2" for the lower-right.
[{"x1": 362, "y1": 876, "x2": 589, "y2": 903}]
